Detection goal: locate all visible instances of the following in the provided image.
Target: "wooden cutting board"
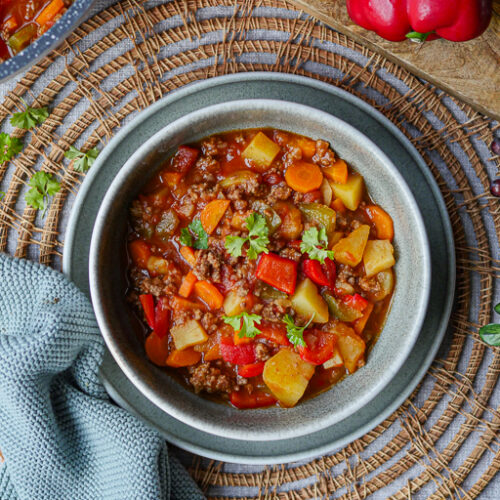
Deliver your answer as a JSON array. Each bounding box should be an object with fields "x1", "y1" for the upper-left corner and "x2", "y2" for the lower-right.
[{"x1": 290, "y1": 0, "x2": 500, "y2": 120}]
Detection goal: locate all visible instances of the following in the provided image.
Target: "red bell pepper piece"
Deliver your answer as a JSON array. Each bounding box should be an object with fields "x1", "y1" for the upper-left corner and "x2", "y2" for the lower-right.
[
  {"x1": 342, "y1": 293, "x2": 369, "y2": 312},
  {"x1": 346, "y1": 0, "x2": 492, "y2": 43},
  {"x1": 298, "y1": 330, "x2": 336, "y2": 365},
  {"x1": 139, "y1": 294, "x2": 155, "y2": 329},
  {"x1": 154, "y1": 297, "x2": 170, "y2": 339},
  {"x1": 230, "y1": 390, "x2": 277, "y2": 409},
  {"x1": 302, "y1": 259, "x2": 330, "y2": 287},
  {"x1": 324, "y1": 258, "x2": 336, "y2": 288},
  {"x1": 255, "y1": 253, "x2": 298, "y2": 295},
  {"x1": 258, "y1": 322, "x2": 290, "y2": 346},
  {"x1": 238, "y1": 361, "x2": 265, "y2": 378},
  {"x1": 219, "y1": 337, "x2": 256, "y2": 365},
  {"x1": 172, "y1": 145, "x2": 199, "y2": 174}
]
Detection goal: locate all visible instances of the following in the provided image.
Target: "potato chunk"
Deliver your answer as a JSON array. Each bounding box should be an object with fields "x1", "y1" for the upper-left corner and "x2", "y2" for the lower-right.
[
  {"x1": 363, "y1": 240, "x2": 395, "y2": 277},
  {"x1": 242, "y1": 132, "x2": 280, "y2": 170},
  {"x1": 322, "y1": 344, "x2": 343, "y2": 369},
  {"x1": 223, "y1": 290, "x2": 246, "y2": 316},
  {"x1": 330, "y1": 173, "x2": 364, "y2": 211},
  {"x1": 171, "y1": 319, "x2": 208, "y2": 351},
  {"x1": 335, "y1": 327, "x2": 366, "y2": 374},
  {"x1": 333, "y1": 224, "x2": 370, "y2": 267},
  {"x1": 263, "y1": 349, "x2": 315, "y2": 407},
  {"x1": 291, "y1": 278, "x2": 329, "y2": 323}
]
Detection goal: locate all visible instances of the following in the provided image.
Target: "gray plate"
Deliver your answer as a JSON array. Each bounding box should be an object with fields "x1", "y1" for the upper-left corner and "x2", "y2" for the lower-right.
[{"x1": 63, "y1": 73, "x2": 455, "y2": 464}]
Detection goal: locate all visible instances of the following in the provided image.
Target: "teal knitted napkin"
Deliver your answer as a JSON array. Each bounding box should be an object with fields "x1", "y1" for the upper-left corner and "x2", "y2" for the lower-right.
[{"x1": 0, "y1": 254, "x2": 204, "y2": 500}]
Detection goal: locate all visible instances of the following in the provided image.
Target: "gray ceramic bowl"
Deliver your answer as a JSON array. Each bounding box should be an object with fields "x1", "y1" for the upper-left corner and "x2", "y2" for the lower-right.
[
  {"x1": 89, "y1": 99, "x2": 431, "y2": 441},
  {"x1": 0, "y1": 0, "x2": 94, "y2": 83}
]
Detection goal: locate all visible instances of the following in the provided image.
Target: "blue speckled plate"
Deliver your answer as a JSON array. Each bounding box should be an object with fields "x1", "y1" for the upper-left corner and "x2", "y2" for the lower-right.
[
  {"x1": 63, "y1": 73, "x2": 455, "y2": 464},
  {"x1": 0, "y1": 0, "x2": 94, "y2": 83}
]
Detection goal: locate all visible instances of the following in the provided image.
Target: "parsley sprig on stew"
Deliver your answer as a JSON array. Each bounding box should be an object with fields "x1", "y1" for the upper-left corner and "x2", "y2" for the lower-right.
[
  {"x1": 223, "y1": 312, "x2": 263, "y2": 339},
  {"x1": 180, "y1": 219, "x2": 209, "y2": 249},
  {"x1": 300, "y1": 226, "x2": 334, "y2": 264},
  {"x1": 225, "y1": 212, "x2": 270, "y2": 259},
  {"x1": 282, "y1": 314, "x2": 313, "y2": 347}
]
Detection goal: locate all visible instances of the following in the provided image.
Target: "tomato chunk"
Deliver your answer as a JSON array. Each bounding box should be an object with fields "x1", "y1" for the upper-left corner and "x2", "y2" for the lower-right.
[
  {"x1": 258, "y1": 322, "x2": 290, "y2": 346},
  {"x1": 255, "y1": 253, "x2": 298, "y2": 294},
  {"x1": 230, "y1": 390, "x2": 277, "y2": 409},
  {"x1": 298, "y1": 330, "x2": 336, "y2": 365},
  {"x1": 172, "y1": 145, "x2": 199, "y2": 174}
]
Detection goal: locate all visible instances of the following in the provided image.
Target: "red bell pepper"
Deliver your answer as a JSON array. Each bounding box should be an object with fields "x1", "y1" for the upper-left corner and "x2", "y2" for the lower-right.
[
  {"x1": 154, "y1": 297, "x2": 170, "y2": 339},
  {"x1": 255, "y1": 253, "x2": 298, "y2": 295},
  {"x1": 346, "y1": 0, "x2": 492, "y2": 43},
  {"x1": 342, "y1": 293, "x2": 369, "y2": 312},
  {"x1": 238, "y1": 361, "x2": 265, "y2": 378},
  {"x1": 230, "y1": 390, "x2": 277, "y2": 409},
  {"x1": 172, "y1": 145, "x2": 199, "y2": 173},
  {"x1": 220, "y1": 337, "x2": 256, "y2": 365},
  {"x1": 298, "y1": 330, "x2": 336, "y2": 365},
  {"x1": 302, "y1": 259, "x2": 330, "y2": 287},
  {"x1": 139, "y1": 294, "x2": 155, "y2": 329}
]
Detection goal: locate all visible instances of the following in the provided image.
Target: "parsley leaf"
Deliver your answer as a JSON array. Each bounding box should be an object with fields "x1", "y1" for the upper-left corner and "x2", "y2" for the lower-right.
[
  {"x1": 225, "y1": 235, "x2": 246, "y2": 257},
  {"x1": 223, "y1": 312, "x2": 263, "y2": 339},
  {"x1": 225, "y1": 212, "x2": 269, "y2": 259},
  {"x1": 10, "y1": 99, "x2": 49, "y2": 130},
  {"x1": 64, "y1": 145, "x2": 99, "y2": 173},
  {"x1": 300, "y1": 226, "x2": 334, "y2": 264},
  {"x1": 180, "y1": 219, "x2": 208, "y2": 249},
  {"x1": 25, "y1": 171, "x2": 61, "y2": 216},
  {"x1": 179, "y1": 227, "x2": 193, "y2": 247},
  {"x1": 0, "y1": 191, "x2": 4, "y2": 200},
  {"x1": 0, "y1": 133, "x2": 23, "y2": 163},
  {"x1": 282, "y1": 313, "x2": 312, "y2": 347}
]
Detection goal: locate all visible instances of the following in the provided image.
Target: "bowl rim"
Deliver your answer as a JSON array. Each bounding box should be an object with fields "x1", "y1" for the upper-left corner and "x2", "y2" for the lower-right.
[
  {"x1": 0, "y1": 0, "x2": 94, "y2": 83},
  {"x1": 89, "y1": 98, "x2": 431, "y2": 440}
]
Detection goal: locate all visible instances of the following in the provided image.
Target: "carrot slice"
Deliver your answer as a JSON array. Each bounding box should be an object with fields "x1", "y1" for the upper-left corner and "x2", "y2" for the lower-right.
[
  {"x1": 364, "y1": 205, "x2": 394, "y2": 241},
  {"x1": 200, "y1": 199, "x2": 231, "y2": 234},
  {"x1": 285, "y1": 161, "x2": 323, "y2": 193},
  {"x1": 166, "y1": 348, "x2": 202, "y2": 367},
  {"x1": 194, "y1": 280, "x2": 224, "y2": 310},
  {"x1": 295, "y1": 137, "x2": 316, "y2": 159},
  {"x1": 129, "y1": 240, "x2": 151, "y2": 268},
  {"x1": 204, "y1": 344, "x2": 221, "y2": 361},
  {"x1": 180, "y1": 246, "x2": 197, "y2": 267},
  {"x1": 353, "y1": 302, "x2": 374, "y2": 335},
  {"x1": 170, "y1": 295, "x2": 202, "y2": 311},
  {"x1": 323, "y1": 159, "x2": 348, "y2": 184},
  {"x1": 178, "y1": 271, "x2": 198, "y2": 298},
  {"x1": 234, "y1": 330, "x2": 253, "y2": 345},
  {"x1": 145, "y1": 332, "x2": 169, "y2": 366},
  {"x1": 163, "y1": 172, "x2": 183, "y2": 188},
  {"x1": 36, "y1": 0, "x2": 64, "y2": 26},
  {"x1": 331, "y1": 198, "x2": 346, "y2": 213}
]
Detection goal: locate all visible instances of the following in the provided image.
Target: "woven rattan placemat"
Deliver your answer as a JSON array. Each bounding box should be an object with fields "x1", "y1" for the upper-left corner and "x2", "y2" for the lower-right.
[{"x1": 0, "y1": 0, "x2": 499, "y2": 497}]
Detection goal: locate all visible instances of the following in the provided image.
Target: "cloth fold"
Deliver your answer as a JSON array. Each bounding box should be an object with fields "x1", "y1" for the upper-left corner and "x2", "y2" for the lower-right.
[{"x1": 0, "y1": 254, "x2": 204, "y2": 500}]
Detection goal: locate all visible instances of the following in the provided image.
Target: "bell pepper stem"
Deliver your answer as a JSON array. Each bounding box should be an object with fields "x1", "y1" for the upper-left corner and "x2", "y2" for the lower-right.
[{"x1": 405, "y1": 31, "x2": 433, "y2": 43}]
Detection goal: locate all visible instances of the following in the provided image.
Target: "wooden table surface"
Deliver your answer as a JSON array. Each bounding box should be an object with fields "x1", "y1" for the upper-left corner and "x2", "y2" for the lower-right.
[{"x1": 291, "y1": 0, "x2": 500, "y2": 120}]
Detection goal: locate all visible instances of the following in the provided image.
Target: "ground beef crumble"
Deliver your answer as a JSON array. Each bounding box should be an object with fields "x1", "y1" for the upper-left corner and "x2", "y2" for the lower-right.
[
  {"x1": 194, "y1": 249, "x2": 223, "y2": 282},
  {"x1": 188, "y1": 363, "x2": 235, "y2": 394}
]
